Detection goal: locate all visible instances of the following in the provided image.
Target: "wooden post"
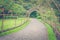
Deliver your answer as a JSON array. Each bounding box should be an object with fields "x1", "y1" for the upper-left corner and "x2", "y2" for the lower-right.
[
  {"x1": 21, "y1": 15, "x2": 22, "y2": 25},
  {"x1": 15, "y1": 14, "x2": 17, "y2": 27},
  {"x1": 1, "y1": 8, "x2": 4, "y2": 32}
]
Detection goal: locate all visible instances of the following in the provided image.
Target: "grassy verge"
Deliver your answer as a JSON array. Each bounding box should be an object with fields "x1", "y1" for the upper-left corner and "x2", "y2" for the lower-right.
[
  {"x1": 38, "y1": 19, "x2": 57, "y2": 40},
  {"x1": 0, "y1": 20, "x2": 30, "y2": 36},
  {"x1": 0, "y1": 18, "x2": 26, "y2": 31}
]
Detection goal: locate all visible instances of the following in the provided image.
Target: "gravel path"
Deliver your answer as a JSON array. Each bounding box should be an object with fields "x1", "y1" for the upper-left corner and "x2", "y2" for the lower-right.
[{"x1": 0, "y1": 19, "x2": 48, "y2": 40}]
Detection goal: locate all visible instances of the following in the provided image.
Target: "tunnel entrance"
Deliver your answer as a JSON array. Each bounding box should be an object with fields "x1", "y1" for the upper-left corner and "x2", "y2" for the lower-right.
[
  {"x1": 30, "y1": 11, "x2": 41, "y2": 18},
  {"x1": 30, "y1": 11, "x2": 38, "y2": 18}
]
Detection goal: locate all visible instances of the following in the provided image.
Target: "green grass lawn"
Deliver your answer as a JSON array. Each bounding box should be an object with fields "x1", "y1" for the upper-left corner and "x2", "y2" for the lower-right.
[
  {"x1": 0, "y1": 18, "x2": 27, "y2": 31},
  {"x1": 0, "y1": 20, "x2": 30, "y2": 36},
  {"x1": 38, "y1": 19, "x2": 57, "y2": 40}
]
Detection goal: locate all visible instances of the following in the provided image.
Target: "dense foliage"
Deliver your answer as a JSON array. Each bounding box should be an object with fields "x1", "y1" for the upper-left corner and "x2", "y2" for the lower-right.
[{"x1": 0, "y1": 0, "x2": 60, "y2": 23}]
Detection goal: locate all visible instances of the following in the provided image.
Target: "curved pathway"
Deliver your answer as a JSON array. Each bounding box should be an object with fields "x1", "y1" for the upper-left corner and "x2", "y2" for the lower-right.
[{"x1": 0, "y1": 18, "x2": 48, "y2": 40}]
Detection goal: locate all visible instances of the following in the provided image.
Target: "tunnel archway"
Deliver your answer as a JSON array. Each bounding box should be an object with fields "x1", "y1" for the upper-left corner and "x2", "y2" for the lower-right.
[{"x1": 30, "y1": 11, "x2": 39, "y2": 18}]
